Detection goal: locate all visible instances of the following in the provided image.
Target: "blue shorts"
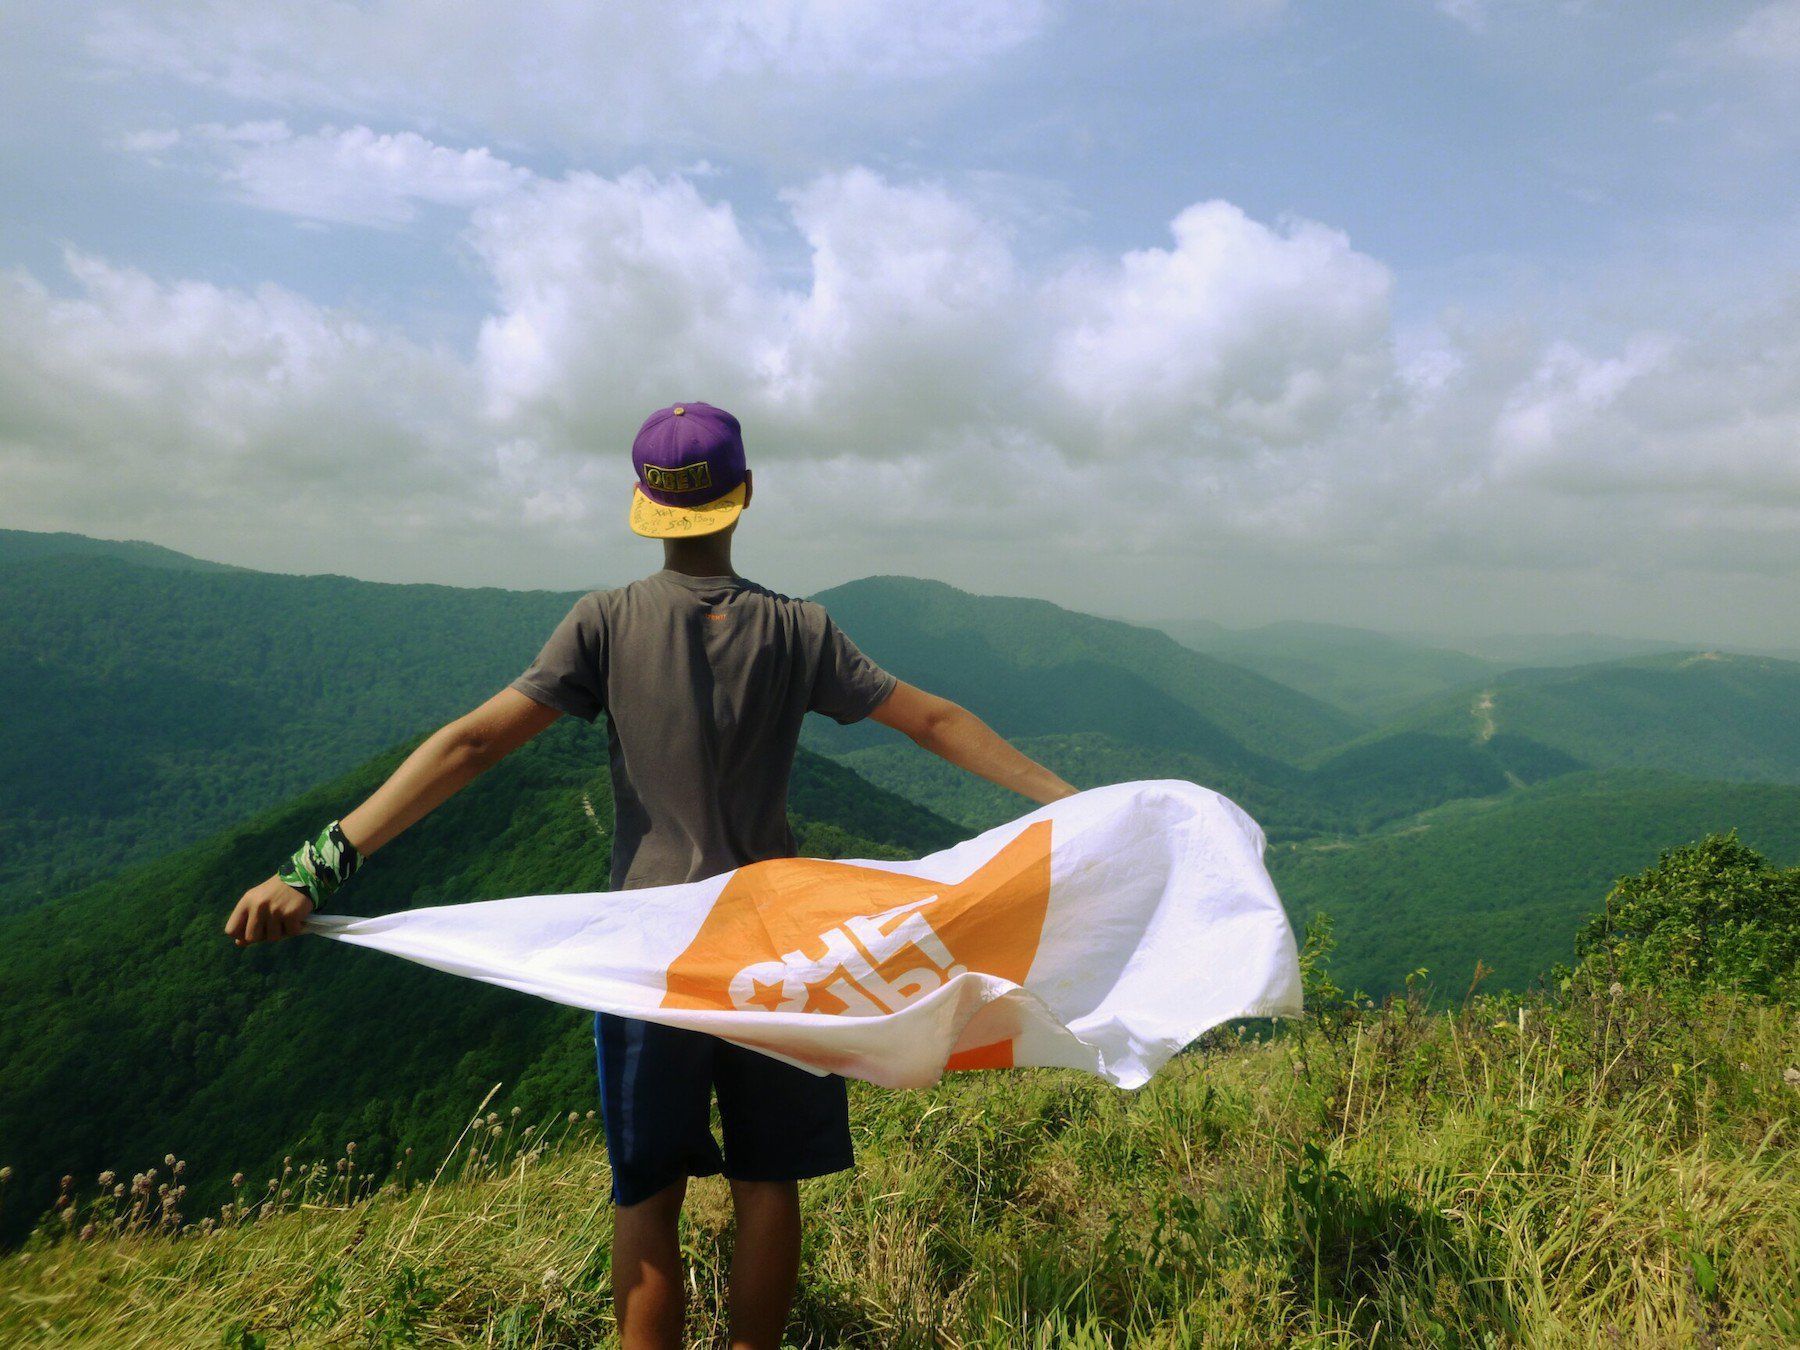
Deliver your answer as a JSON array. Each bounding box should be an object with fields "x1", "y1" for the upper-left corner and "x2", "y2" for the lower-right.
[{"x1": 593, "y1": 1011, "x2": 854, "y2": 1207}]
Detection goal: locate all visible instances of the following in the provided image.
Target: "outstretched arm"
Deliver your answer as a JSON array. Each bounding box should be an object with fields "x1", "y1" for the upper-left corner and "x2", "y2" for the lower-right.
[
  {"x1": 869, "y1": 681, "x2": 1077, "y2": 807},
  {"x1": 225, "y1": 688, "x2": 561, "y2": 946}
]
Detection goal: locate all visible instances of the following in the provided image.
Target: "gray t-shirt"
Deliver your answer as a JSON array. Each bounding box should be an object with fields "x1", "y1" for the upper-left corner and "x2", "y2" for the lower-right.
[{"x1": 510, "y1": 569, "x2": 897, "y2": 891}]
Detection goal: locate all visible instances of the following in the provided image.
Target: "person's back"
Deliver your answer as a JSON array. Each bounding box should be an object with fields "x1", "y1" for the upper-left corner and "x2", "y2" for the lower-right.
[
  {"x1": 512, "y1": 569, "x2": 894, "y2": 890},
  {"x1": 227, "y1": 399, "x2": 1075, "y2": 1350}
]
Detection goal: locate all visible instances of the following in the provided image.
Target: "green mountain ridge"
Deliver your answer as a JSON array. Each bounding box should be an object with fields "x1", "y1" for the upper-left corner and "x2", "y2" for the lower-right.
[
  {"x1": 13, "y1": 533, "x2": 1792, "y2": 903},
  {"x1": 12, "y1": 528, "x2": 1796, "y2": 990},
  {"x1": 0, "y1": 552, "x2": 583, "y2": 909},
  {"x1": 834, "y1": 721, "x2": 1586, "y2": 843},
  {"x1": 0, "y1": 550, "x2": 1372, "y2": 912},
  {"x1": 0, "y1": 527, "x2": 243, "y2": 573},
  {"x1": 0, "y1": 721, "x2": 961, "y2": 1245},
  {"x1": 797, "y1": 576, "x2": 1507, "y2": 839},
  {"x1": 1270, "y1": 768, "x2": 1800, "y2": 995},
  {"x1": 810, "y1": 576, "x2": 1367, "y2": 763},
  {"x1": 1384, "y1": 650, "x2": 1800, "y2": 785}
]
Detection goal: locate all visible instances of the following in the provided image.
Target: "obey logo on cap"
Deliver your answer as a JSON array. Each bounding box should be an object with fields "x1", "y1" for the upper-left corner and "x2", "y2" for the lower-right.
[
  {"x1": 628, "y1": 401, "x2": 749, "y2": 537},
  {"x1": 641, "y1": 460, "x2": 714, "y2": 494}
]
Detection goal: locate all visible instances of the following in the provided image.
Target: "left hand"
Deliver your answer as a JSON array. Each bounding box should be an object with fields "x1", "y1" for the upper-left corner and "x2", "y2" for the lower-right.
[{"x1": 225, "y1": 874, "x2": 315, "y2": 946}]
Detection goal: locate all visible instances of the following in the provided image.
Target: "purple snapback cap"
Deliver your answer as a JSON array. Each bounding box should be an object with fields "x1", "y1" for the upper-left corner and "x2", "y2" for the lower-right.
[{"x1": 631, "y1": 402, "x2": 746, "y2": 507}]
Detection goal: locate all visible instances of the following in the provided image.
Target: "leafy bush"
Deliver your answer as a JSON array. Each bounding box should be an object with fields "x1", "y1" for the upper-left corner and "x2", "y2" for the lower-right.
[{"x1": 1576, "y1": 832, "x2": 1800, "y2": 1001}]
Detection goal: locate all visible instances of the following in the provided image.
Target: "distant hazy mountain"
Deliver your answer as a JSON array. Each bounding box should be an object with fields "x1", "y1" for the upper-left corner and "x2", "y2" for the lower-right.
[
  {"x1": 1271, "y1": 769, "x2": 1800, "y2": 996},
  {"x1": 0, "y1": 719, "x2": 960, "y2": 1244},
  {"x1": 1388, "y1": 651, "x2": 1800, "y2": 785},
  {"x1": 1157, "y1": 614, "x2": 1800, "y2": 720},
  {"x1": 1405, "y1": 630, "x2": 1691, "y2": 668},
  {"x1": 1151, "y1": 617, "x2": 1502, "y2": 720}
]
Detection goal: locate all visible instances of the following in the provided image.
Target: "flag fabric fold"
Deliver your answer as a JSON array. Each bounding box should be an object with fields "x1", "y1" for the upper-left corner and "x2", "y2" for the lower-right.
[{"x1": 306, "y1": 780, "x2": 1302, "y2": 1089}]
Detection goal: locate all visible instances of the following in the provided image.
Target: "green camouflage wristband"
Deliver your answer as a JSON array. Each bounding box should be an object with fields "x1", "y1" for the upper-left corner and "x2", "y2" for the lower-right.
[{"x1": 277, "y1": 820, "x2": 362, "y2": 911}]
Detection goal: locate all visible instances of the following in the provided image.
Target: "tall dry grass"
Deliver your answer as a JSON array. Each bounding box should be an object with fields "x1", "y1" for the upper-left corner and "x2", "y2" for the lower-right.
[{"x1": 2, "y1": 980, "x2": 1797, "y2": 1347}]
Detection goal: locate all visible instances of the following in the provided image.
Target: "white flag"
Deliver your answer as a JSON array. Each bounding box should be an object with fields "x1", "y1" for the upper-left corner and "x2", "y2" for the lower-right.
[{"x1": 307, "y1": 780, "x2": 1302, "y2": 1089}]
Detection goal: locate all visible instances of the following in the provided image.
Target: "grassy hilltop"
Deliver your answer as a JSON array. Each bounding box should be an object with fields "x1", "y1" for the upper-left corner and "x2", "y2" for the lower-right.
[
  {"x1": 5, "y1": 840, "x2": 1799, "y2": 1345},
  {"x1": 3, "y1": 948, "x2": 1796, "y2": 1346}
]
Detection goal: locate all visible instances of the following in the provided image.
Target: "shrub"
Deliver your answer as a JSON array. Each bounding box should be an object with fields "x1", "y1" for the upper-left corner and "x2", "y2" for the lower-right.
[{"x1": 1576, "y1": 832, "x2": 1800, "y2": 1001}]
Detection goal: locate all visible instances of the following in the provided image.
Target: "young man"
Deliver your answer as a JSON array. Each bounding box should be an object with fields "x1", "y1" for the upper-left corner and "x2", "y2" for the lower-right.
[{"x1": 226, "y1": 401, "x2": 1076, "y2": 1350}]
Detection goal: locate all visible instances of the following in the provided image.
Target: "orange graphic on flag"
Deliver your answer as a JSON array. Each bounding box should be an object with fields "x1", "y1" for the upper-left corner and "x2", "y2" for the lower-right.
[{"x1": 661, "y1": 821, "x2": 1052, "y2": 1069}]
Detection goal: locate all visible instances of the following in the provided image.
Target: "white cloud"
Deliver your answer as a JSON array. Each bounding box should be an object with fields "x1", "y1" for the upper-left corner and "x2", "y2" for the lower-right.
[
  {"x1": 3, "y1": 161, "x2": 1797, "y2": 632},
  {"x1": 689, "y1": 0, "x2": 1049, "y2": 79},
  {"x1": 467, "y1": 165, "x2": 1034, "y2": 461},
  {"x1": 0, "y1": 249, "x2": 489, "y2": 538},
  {"x1": 91, "y1": 0, "x2": 1051, "y2": 151},
  {"x1": 1492, "y1": 313, "x2": 1800, "y2": 509},
  {"x1": 462, "y1": 166, "x2": 1396, "y2": 476},
  {"x1": 116, "y1": 127, "x2": 182, "y2": 157},
  {"x1": 126, "y1": 121, "x2": 532, "y2": 227},
  {"x1": 767, "y1": 170, "x2": 1027, "y2": 448},
  {"x1": 1491, "y1": 336, "x2": 1672, "y2": 477},
  {"x1": 1047, "y1": 201, "x2": 1394, "y2": 454},
  {"x1": 470, "y1": 167, "x2": 774, "y2": 430}
]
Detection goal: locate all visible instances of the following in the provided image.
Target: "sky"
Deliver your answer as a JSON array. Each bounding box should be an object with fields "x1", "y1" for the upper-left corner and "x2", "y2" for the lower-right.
[{"x1": 2, "y1": 0, "x2": 1798, "y2": 646}]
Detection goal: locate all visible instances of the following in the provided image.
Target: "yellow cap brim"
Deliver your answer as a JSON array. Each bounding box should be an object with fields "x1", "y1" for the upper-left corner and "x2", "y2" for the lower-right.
[{"x1": 629, "y1": 481, "x2": 746, "y2": 538}]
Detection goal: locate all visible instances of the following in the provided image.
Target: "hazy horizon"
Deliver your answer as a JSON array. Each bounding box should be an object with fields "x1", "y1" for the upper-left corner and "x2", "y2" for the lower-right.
[{"x1": 16, "y1": 522, "x2": 1799, "y2": 662}]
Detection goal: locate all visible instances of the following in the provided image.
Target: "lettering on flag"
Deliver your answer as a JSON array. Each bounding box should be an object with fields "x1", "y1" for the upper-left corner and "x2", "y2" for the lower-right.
[{"x1": 661, "y1": 821, "x2": 1052, "y2": 1066}]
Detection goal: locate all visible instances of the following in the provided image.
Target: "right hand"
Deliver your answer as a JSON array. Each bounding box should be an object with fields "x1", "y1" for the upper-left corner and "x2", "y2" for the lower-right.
[{"x1": 225, "y1": 875, "x2": 315, "y2": 946}]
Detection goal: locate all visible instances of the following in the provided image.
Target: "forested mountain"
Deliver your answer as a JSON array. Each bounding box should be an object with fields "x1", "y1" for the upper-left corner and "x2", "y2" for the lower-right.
[
  {"x1": 0, "y1": 550, "x2": 581, "y2": 909},
  {"x1": 1, "y1": 550, "x2": 1367, "y2": 911},
  {"x1": 1386, "y1": 651, "x2": 1800, "y2": 785},
  {"x1": 809, "y1": 577, "x2": 1365, "y2": 764},
  {"x1": 7, "y1": 529, "x2": 1797, "y2": 1004},
  {"x1": 814, "y1": 579, "x2": 1800, "y2": 855},
  {"x1": 1150, "y1": 618, "x2": 1503, "y2": 720},
  {"x1": 1270, "y1": 770, "x2": 1800, "y2": 994},
  {"x1": 0, "y1": 720, "x2": 961, "y2": 1245},
  {"x1": 0, "y1": 527, "x2": 241, "y2": 572},
  {"x1": 801, "y1": 576, "x2": 1438, "y2": 839},
  {"x1": 830, "y1": 727, "x2": 1583, "y2": 844}
]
